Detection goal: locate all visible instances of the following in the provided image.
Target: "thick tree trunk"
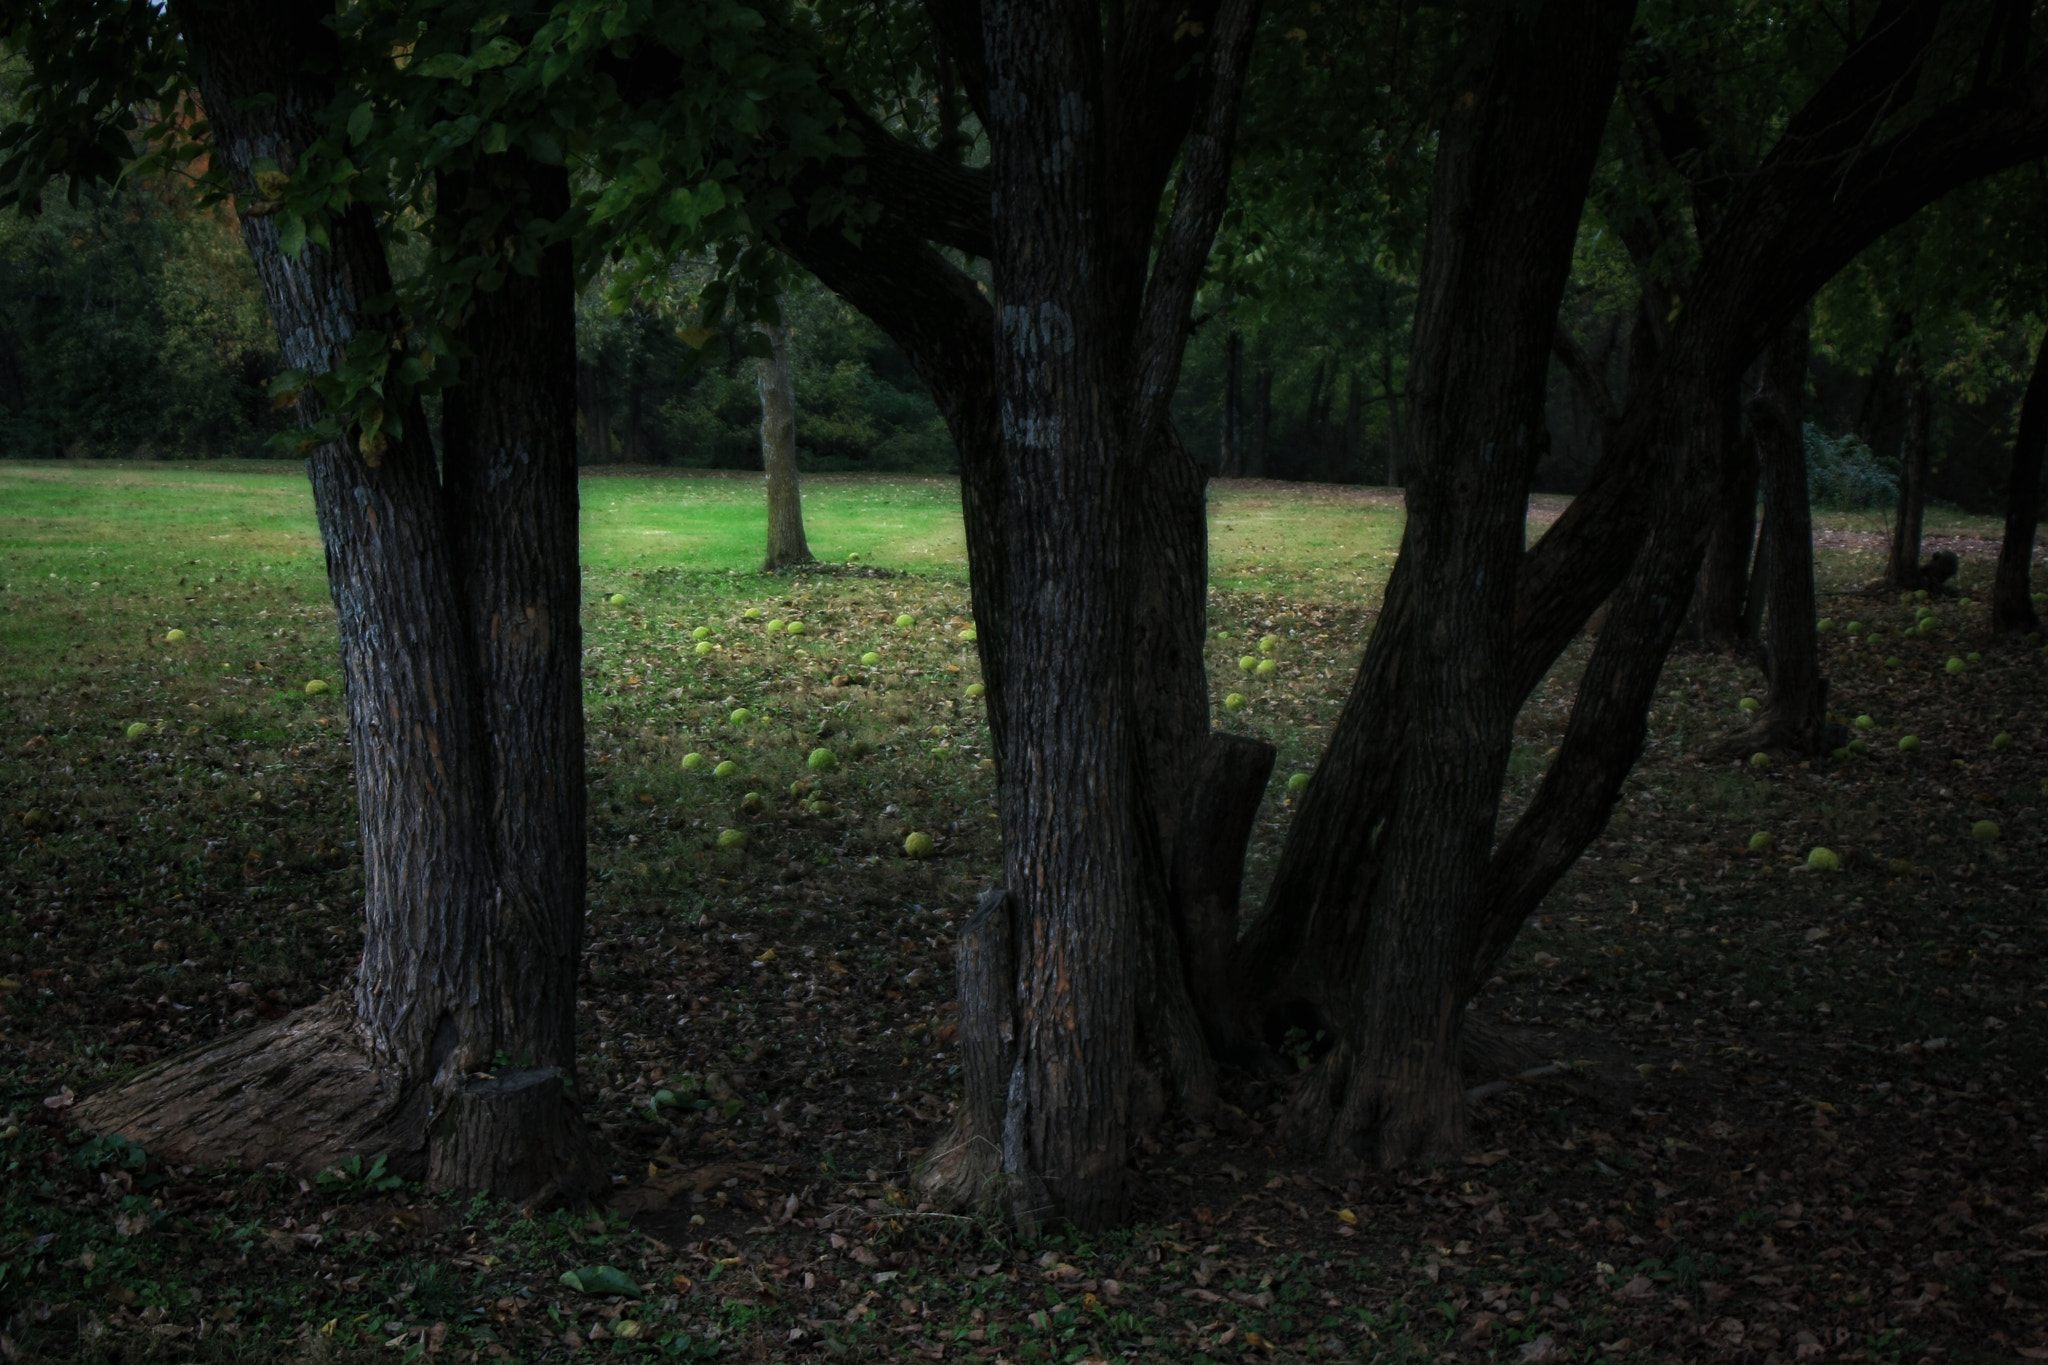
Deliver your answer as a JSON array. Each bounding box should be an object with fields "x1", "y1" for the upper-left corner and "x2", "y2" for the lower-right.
[
  {"x1": 1739, "y1": 311, "x2": 1838, "y2": 755},
  {"x1": 1889, "y1": 337, "x2": 1932, "y2": 591},
  {"x1": 1243, "y1": 0, "x2": 1633, "y2": 1164},
  {"x1": 980, "y1": 0, "x2": 1144, "y2": 1231},
  {"x1": 758, "y1": 320, "x2": 814, "y2": 570},
  {"x1": 1691, "y1": 392, "x2": 1758, "y2": 649},
  {"x1": 1219, "y1": 329, "x2": 1245, "y2": 475},
  {"x1": 435, "y1": 155, "x2": 600, "y2": 1197},
  {"x1": 1993, "y1": 333, "x2": 2047, "y2": 634},
  {"x1": 80, "y1": 0, "x2": 598, "y2": 1204}
]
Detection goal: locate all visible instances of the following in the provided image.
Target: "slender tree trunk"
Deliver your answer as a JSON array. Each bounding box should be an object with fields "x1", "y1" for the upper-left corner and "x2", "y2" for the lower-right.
[
  {"x1": 1342, "y1": 372, "x2": 1363, "y2": 481},
  {"x1": 1219, "y1": 329, "x2": 1244, "y2": 475},
  {"x1": 623, "y1": 375, "x2": 647, "y2": 463},
  {"x1": 758, "y1": 320, "x2": 814, "y2": 570},
  {"x1": 1691, "y1": 391, "x2": 1758, "y2": 649},
  {"x1": 78, "y1": 0, "x2": 598, "y2": 1203},
  {"x1": 576, "y1": 361, "x2": 612, "y2": 463},
  {"x1": 1889, "y1": 336, "x2": 1931, "y2": 590},
  {"x1": 1993, "y1": 333, "x2": 2047, "y2": 634},
  {"x1": 1248, "y1": 365, "x2": 1273, "y2": 476},
  {"x1": 1741, "y1": 310, "x2": 1838, "y2": 754}
]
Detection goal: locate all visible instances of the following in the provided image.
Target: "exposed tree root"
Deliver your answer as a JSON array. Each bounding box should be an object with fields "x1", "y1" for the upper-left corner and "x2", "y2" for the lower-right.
[
  {"x1": 74, "y1": 995, "x2": 420, "y2": 1178},
  {"x1": 74, "y1": 993, "x2": 603, "y2": 1205}
]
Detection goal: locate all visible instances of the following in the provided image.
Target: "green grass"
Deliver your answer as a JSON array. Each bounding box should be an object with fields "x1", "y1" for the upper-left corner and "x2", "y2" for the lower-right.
[{"x1": 4, "y1": 461, "x2": 2043, "y2": 1365}]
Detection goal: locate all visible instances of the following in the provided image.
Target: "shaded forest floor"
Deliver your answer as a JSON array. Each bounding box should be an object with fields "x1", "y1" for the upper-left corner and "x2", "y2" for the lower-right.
[{"x1": 2, "y1": 465, "x2": 2045, "y2": 1364}]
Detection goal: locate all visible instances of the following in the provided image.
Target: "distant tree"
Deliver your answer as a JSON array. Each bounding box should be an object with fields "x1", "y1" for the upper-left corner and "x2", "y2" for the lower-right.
[{"x1": 757, "y1": 310, "x2": 813, "y2": 570}]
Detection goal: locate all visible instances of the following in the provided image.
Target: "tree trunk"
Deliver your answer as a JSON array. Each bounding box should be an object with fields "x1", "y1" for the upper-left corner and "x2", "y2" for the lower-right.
[
  {"x1": 1248, "y1": 364, "x2": 1273, "y2": 476},
  {"x1": 758, "y1": 319, "x2": 814, "y2": 570},
  {"x1": 577, "y1": 360, "x2": 612, "y2": 463},
  {"x1": 1240, "y1": 0, "x2": 1633, "y2": 1164},
  {"x1": 980, "y1": 0, "x2": 1146, "y2": 1231},
  {"x1": 1738, "y1": 310, "x2": 1838, "y2": 755},
  {"x1": 1992, "y1": 332, "x2": 2046, "y2": 634},
  {"x1": 1691, "y1": 390, "x2": 1758, "y2": 649},
  {"x1": 1219, "y1": 329, "x2": 1244, "y2": 475},
  {"x1": 78, "y1": 0, "x2": 598, "y2": 1204},
  {"x1": 1889, "y1": 335, "x2": 1931, "y2": 591}
]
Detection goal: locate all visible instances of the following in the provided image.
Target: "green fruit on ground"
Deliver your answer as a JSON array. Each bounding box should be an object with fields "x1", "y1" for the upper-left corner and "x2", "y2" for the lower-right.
[
  {"x1": 304, "y1": 679, "x2": 329, "y2": 695},
  {"x1": 694, "y1": 641, "x2": 714, "y2": 656},
  {"x1": 846, "y1": 552, "x2": 860, "y2": 562},
  {"x1": 608, "y1": 593, "x2": 626, "y2": 606},
  {"x1": 2035, "y1": 592, "x2": 2048, "y2": 605},
  {"x1": 692, "y1": 626, "x2": 712, "y2": 641},
  {"x1": 1287, "y1": 772, "x2": 1311, "y2": 793},
  {"x1": 1854, "y1": 714, "x2": 1874, "y2": 729},
  {"x1": 1967, "y1": 652, "x2": 1982, "y2": 664},
  {"x1": 1847, "y1": 739, "x2": 1868, "y2": 755},
  {"x1": 743, "y1": 607, "x2": 763, "y2": 619},
  {"x1": 165, "y1": 629, "x2": 186, "y2": 642},
  {"x1": 1259, "y1": 635, "x2": 1278, "y2": 654},
  {"x1": 766, "y1": 619, "x2": 785, "y2": 634},
  {"x1": 730, "y1": 708, "x2": 753, "y2": 724},
  {"x1": 789, "y1": 779, "x2": 813, "y2": 798},
  {"x1": 1224, "y1": 692, "x2": 1246, "y2": 711},
  {"x1": 1973, "y1": 819, "x2": 2001, "y2": 842},
  {"x1": 717, "y1": 828, "x2": 747, "y2": 851},
  {"x1": 1884, "y1": 656, "x2": 1901, "y2": 668},
  {"x1": 807, "y1": 747, "x2": 837, "y2": 772},
  {"x1": 714, "y1": 760, "x2": 737, "y2": 778},
  {"x1": 1832, "y1": 746, "x2": 1851, "y2": 760},
  {"x1": 1215, "y1": 631, "x2": 1230, "y2": 641},
  {"x1": 1945, "y1": 657, "x2": 1967, "y2": 674},
  {"x1": 1238, "y1": 655, "x2": 1257, "y2": 672},
  {"x1": 965, "y1": 682, "x2": 985, "y2": 698},
  {"x1": 1255, "y1": 659, "x2": 1277, "y2": 676},
  {"x1": 904, "y1": 831, "x2": 935, "y2": 859},
  {"x1": 786, "y1": 621, "x2": 807, "y2": 635},
  {"x1": 682, "y1": 752, "x2": 705, "y2": 771},
  {"x1": 959, "y1": 627, "x2": 976, "y2": 642},
  {"x1": 861, "y1": 651, "x2": 881, "y2": 666},
  {"x1": 1914, "y1": 589, "x2": 1929, "y2": 601},
  {"x1": 895, "y1": 613, "x2": 914, "y2": 628},
  {"x1": 1750, "y1": 752, "x2": 1771, "y2": 768},
  {"x1": 1807, "y1": 847, "x2": 1840, "y2": 872},
  {"x1": 1898, "y1": 735, "x2": 1921, "y2": 752},
  {"x1": 1845, "y1": 621, "x2": 1864, "y2": 635},
  {"x1": 1993, "y1": 732, "x2": 2013, "y2": 750},
  {"x1": 1816, "y1": 618, "x2": 1835, "y2": 633},
  {"x1": 1748, "y1": 831, "x2": 1774, "y2": 851},
  {"x1": 1958, "y1": 597, "x2": 1972, "y2": 608},
  {"x1": 1738, "y1": 697, "x2": 1759, "y2": 713},
  {"x1": 125, "y1": 722, "x2": 148, "y2": 739},
  {"x1": 741, "y1": 791, "x2": 764, "y2": 813},
  {"x1": 808, "y1": 799, "x2": 838, "y2": 817}
]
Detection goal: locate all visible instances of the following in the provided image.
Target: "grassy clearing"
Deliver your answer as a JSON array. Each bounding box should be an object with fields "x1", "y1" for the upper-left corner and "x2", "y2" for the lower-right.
[{"x1": 2, "y1": 462, "x2": 2046, "y2": 1364}]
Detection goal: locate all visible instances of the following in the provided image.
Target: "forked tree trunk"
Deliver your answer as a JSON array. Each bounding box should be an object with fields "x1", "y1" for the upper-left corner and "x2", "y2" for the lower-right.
[
  {"x1": 1992, "y1": 333, "x2": 2047, "y2": 634},
  {"x1": 1889, "y1": 337, "x2": 1932, "y2": 591},
  {"x1": 1238, "y1": 0, "x2": 1633, "y2": 1164},
  {"x1": 1692, "y1": 392, "x2": 1758, "y2": 649},
  {"x1": 77, "y1": 0, "x2": 598, "y2": 1203},
  {"x1": 1740, "y1": 311, "x2": 1838, "y2": 754},
  {"x1": 758, "y1": 319, "x2": 814, "y2": 570}
]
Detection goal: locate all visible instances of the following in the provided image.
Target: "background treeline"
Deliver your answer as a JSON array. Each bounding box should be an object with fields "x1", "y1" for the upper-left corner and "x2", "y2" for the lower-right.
[{"x1": 4, "y1": 84, "x2": 2042, "y2": 512}]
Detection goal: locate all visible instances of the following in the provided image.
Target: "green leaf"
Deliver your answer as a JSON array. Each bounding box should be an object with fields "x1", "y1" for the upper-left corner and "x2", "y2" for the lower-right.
[
  {"x1": 346, "y1": 102, "x2": 374, "y2": 144},
  {"x1": 470, "y1": 37, "x2": 524, "y2": 70},
  {"x1": 560, "y1": 1265, "x2": 642, "y2": 1298},
  {"x1": 276, "y1": 212, "x2": 307, "y2": 260}
]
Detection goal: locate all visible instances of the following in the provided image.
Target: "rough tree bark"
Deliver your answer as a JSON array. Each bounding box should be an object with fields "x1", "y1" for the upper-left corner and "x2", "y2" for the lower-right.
[
  {"x1": 1727, "y1": 310, "x2": 1840, "y2": 755},
  {"x1": 1992, "y1": 332, "x2": 2047, "y2": 633},
  {"x1": 1889, "y1": 333, "x2": 1933, "y2": 590},
  {"x1": 76, "y1": 0, "x2": 599, "y2": 1202},
  {"x1": 1692, "y1": 396, "x2": 1759, "y2": 650},
  {"x1": 758, "y1": 319, "x2": 814, "y2": 570},
  {"x1": 1236, "y1": 0, "x2": 1634, "y2": 1164}
]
